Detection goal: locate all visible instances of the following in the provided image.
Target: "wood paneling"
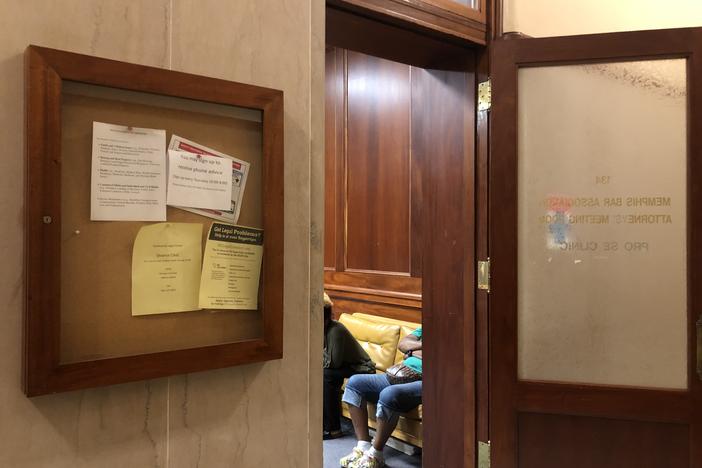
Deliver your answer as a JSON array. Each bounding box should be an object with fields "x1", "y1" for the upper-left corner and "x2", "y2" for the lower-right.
[
  {"x1": 325, "y1": 48, "x2": 423, "y2": 324},
  {"x1": 409, "y1": 85, "x2": 425, "y2": 279},
  {"x1": 324, "y1": 48, "x2": 423, "y2": 328},
  {"x1": 325, "y1": 48, "x2": 423, "y2": 334},
  {"x1": 325, "y1": 48, "x2": 425, "y2": 283},
  {"x1": 346, "y1": 51, "x2": 412, "y2": 273},
  {"x1": 415, "y1": 64, "x2": 476, "y2": 466},
  {"x1": 325, "y1": 48, "x2": 344, "y2": 269},
  {"x1": 518, "y1": 413, "x2": 689, "y2": 468},
  {"x1": 325, "y1": 271, "x2": 421, "y2": 296},
  {"x1": 327, "y1": 288, "x2": 422, "y2": 324}
]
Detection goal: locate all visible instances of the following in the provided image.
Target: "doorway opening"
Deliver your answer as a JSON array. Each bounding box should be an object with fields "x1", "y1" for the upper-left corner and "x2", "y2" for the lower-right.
[{"x1": 322, "y1": 6, "x2": 480, "y2": 467}]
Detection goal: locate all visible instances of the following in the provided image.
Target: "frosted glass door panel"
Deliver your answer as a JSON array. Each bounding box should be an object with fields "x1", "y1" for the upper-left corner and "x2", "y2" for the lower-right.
[{"x1": 517, "y1": 60, "x2": 688, "y2": 389}]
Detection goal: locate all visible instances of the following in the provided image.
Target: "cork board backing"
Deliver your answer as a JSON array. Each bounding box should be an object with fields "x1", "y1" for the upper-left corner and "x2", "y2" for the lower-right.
[{"x1": 60, "y1": 83, "x2": 264, "y2": 364}]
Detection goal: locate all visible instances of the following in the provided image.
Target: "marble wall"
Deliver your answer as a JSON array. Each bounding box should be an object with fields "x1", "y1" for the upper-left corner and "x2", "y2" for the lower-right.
[{"x1": 0, "y1": 1, "x2": 324, "y2": 467}]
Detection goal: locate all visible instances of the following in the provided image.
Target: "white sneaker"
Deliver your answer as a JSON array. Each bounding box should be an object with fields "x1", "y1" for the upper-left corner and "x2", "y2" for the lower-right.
[
  {"x1": 340, "y1": 447, "x2": 364, "y2": 467},
  {"x1": 351, "y1": 452, "x2": 385, "y2": 468}
]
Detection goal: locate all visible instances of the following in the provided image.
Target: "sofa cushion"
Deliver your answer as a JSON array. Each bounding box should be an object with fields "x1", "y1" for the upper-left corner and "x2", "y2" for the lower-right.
[{"x1": 339, "y1": 313, "x2": 400, "y2": 371}]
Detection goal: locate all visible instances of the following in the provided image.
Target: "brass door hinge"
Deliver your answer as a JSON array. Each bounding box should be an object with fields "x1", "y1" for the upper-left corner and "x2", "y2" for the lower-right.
[
  {"x1": 479, "y1": 440, "x2": 491, "y2": 468},
  {"x1": 478, "y1": 79, "x2": 491, "y2": 112},
  {"x1": 478, "y1": 258, "x2": 490, "y2": 293}
]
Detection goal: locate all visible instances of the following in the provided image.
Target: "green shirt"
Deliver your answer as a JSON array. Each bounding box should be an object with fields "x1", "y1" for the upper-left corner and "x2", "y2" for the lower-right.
[
  {"x1": 324, "y1": 321, "x2": 376, "y2": 373},
  {"x1": 402, "y1": 327, "x2": 423, "y2": 374}
]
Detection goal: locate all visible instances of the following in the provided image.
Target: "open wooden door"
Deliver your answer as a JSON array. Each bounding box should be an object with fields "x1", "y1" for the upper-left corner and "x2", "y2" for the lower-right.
[{"x1": 490, "y1": 28, "x2": 702, "y2": 467}]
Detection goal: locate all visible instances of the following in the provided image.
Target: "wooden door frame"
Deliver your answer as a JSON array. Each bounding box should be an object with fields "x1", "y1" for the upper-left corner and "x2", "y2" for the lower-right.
[
  {"x1": 325, "y1": 3, "x2": 495, "y2": 466},
  {"x1": 476, "y1": 0, "x2": 502, "y2": 445},
  {"x1": 489, "y1": 27, "x2": 702, "y2": 467},
  {"x1": 327, "y1": 0, "x2": 489, "y2": 45}
]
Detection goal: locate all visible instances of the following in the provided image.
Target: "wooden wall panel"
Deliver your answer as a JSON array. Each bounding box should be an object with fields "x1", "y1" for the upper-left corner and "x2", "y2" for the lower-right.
[
  {"x1": 325, "y1": 271, "x2": 420, "y2": 296},
  {"x1": 346, "y1": 51, "x2": 412, "y2": 274},
  {"x1": 327, "y1": 288, "x2": 422, "y2": 324},
  {"x1": 409, "y1": 66, "x2": 425, "y2": 279},
  {"x1": 324, "y1": 48, "x2": 424, "y2": 324},
  {"x1": 324, "y1": 48, "x2": 343, "y2": 269}
]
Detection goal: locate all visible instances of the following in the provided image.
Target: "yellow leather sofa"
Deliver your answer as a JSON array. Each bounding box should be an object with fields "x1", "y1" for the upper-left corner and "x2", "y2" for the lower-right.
[{"x1": 338, "y1": 312, "x2": 422, "y2": 448}]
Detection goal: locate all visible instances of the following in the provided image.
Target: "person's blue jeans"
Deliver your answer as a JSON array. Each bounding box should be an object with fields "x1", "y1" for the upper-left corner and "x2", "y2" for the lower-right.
[{"x1": 342, "y1": 373, "x2": 422, "y2": 421}]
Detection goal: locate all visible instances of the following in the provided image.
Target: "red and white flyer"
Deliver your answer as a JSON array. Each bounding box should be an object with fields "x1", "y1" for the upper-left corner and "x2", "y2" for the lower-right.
[{"x1": 168, "y1": 134, "x2": 250, "y2": 224}]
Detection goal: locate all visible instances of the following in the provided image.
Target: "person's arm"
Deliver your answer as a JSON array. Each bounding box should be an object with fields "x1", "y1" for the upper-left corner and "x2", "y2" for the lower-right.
[
  {"x1": 398, "y1": 333, "x2": 422, "y2": 354},
  {"x1": 325, "y1": 325, "x2": 347, "y2": 369}
]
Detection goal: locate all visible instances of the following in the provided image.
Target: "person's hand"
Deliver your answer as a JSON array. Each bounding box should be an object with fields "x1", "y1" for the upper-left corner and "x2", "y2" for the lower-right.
[
  {"x1": 412, "y1": 350, "x2": 422, "y2": 359},
  {"x1": 398, "y1": 333, "x2": 422, "y2": 354}
]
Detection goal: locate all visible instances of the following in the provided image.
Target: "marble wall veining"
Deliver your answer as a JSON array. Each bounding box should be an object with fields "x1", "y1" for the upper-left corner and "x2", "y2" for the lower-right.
[{"x1": 0, "y1": 1, "x2": 323, "y2": 467}]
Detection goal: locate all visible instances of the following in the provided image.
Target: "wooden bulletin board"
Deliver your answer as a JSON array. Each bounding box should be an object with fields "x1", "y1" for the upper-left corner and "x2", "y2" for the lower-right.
[{"x1": 24, "y1": 46, "x2": 284, "y2": 396}]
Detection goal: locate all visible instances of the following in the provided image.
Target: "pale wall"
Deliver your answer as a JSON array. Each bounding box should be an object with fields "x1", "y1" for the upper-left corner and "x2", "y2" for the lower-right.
[
  {"x1": 0, "y1": 1, "x2": 324, "y2": 467},
  {"x1": 504, "y1": 0, "x2": 702, "y2": 37}
]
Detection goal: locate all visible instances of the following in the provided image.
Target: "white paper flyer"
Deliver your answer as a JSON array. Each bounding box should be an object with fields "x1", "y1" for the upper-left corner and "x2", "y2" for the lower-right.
[
  {"x1": 91, "y1": 122, "x2": 167, "y2": 221},
  {"x1": 166, "y1": 150, "x2": 233, "y2": 210},
  {"x1": 168, "y1": 135, "x2": 250, "y2": 224}
]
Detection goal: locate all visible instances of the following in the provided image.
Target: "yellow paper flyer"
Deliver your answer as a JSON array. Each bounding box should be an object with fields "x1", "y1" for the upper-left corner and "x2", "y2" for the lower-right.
[
  {"x1": 199, "y1": 223, "x2": 263, "y2": 309},
  {"x1": 131, "y1": 222, "x2": 203, "y2": 316}
]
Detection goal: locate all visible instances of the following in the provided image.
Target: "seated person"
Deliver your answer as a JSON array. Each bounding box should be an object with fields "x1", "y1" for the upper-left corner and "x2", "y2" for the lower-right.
[
  {"x1": 323, "y1": 293, "x2": 376, "y2": 440},
  {"x1": 339, "y1": 327, "x2": 422, "y2": 468}
]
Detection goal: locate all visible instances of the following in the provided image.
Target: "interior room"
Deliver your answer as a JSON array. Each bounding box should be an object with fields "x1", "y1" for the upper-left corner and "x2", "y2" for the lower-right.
[
  {"x1": 321, "y1": 4, "x2": 479, "y2": 467},
  {"x1": 2, "y1": 1, "x2": 702, "y2": 468}
]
